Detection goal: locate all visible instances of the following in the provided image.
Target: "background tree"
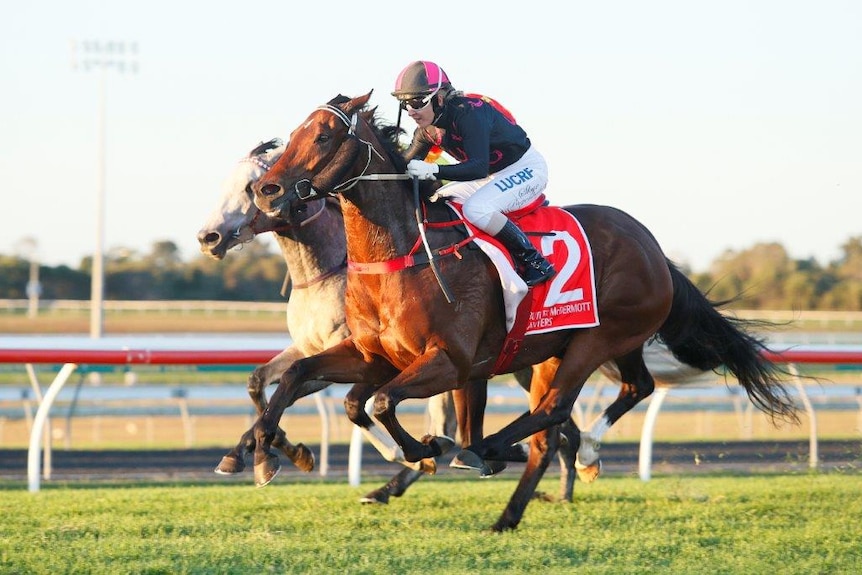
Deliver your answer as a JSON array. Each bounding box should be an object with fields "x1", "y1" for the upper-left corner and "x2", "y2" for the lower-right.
[{"x1": 2, "y1": 235, "x2": 861, "y2": 309}]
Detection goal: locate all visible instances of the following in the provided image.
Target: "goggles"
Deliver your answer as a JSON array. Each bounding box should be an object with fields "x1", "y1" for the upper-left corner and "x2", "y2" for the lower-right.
[{"x1": 400, "y1": 88, "x2": 440, "y2": 111}]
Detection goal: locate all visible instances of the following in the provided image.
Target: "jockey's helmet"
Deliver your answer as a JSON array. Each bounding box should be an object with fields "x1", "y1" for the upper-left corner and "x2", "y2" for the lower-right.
[{"x1": 392, "y1": 61, "x2": 451, "y2": 100}]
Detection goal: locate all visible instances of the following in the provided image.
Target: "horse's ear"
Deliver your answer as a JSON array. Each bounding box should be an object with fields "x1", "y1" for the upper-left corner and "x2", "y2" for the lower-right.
[
  {"x1": 361, "y1": 106, "x2": 378, "y2": 122},
  {"x1": 249, "y1": 138, "x2": 281, "y2": 157},
  {"x1": 328, "y1": 94, "x2": 351, "y2": 107},
  {"x1": 346, "y1": 91, "x2": 373, "y2": 113}
]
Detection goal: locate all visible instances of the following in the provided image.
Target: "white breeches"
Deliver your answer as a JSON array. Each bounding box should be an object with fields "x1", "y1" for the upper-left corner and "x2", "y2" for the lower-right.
[{"x1": 434, "y1": 146, "x2": 549, "y2": 235}]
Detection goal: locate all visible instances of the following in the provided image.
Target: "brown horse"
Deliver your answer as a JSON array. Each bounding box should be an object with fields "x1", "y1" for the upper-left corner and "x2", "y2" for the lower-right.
[
  {"x1": 198, "y1": 138, "x2": 579, "y2": 502},
  {"x1": 246, "y1": 92, "x2": 797, "y2": 531}
]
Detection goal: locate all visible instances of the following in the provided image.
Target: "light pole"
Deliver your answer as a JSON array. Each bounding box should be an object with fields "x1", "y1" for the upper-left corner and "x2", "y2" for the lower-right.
[
  {"x1": 71, "y1": 40, "x2": 138, "y2": 338},
  {"x1": 14, "y1": 237, "x2": 41, "y2": 318}
]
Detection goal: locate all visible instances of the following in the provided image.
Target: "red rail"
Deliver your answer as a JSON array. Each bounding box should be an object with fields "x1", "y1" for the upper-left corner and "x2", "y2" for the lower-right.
[
  {"x1": 3, "y1": 347, "x2": 861, "y2": 366},
  {"x1": 0, "y1": 349, "x2": 279, "y2": 365},
  {"x1": 761, "y1": 349, "x2": 862, "y2": 364}
]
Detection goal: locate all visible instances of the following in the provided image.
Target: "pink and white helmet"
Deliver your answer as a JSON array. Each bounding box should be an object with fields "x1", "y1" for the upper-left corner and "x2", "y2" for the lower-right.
[{"x1": 392, "y1": 61, "x2": 451, "y2": 99}]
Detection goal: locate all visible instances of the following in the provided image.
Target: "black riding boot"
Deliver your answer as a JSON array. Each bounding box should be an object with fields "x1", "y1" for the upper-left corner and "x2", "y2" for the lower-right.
[{"x1": 493, "y1": 220, "x2": 556, "y2": 286}]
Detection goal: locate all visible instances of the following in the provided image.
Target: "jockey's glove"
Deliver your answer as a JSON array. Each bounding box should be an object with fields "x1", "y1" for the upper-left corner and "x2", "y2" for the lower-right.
[{"x1": 406, "y1": 159, "x2": 439, "y2": 180}]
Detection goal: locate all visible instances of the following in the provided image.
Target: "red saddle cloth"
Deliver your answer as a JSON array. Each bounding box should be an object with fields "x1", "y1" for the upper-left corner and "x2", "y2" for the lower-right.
[{"x1": 448, "y1": 201, "x2": 600, "y2": 336}]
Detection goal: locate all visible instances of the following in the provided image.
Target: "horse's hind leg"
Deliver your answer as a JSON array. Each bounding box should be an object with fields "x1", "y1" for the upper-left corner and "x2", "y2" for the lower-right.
[
  {"x1": 577, "y1": 347, "x2": 655, "y2": 483},
  {"x1": 515, "y1": 365, "x2": 578, "y2": 499},
  {"x1": 555, "y1": 417, "x2": 579, "y2": 502},
  {"x1": 492, "y1": 426, "x2": 559, "y2": 532},
  {"x1": 512, "y1": 365, "x2": 578, "y2": 502}
]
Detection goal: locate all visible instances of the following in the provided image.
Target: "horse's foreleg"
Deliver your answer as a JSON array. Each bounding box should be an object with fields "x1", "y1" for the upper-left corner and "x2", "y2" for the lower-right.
[
  {"x1": 359, "y1": 467, "x2": 425, "y2": 504},
  {"x1": 216, "y1": 423, "x2": 313, "y2": 476},
  {"x1": 346, "y1": 381, "x2": 432, "y2": 473},
  {"x1": 457, "y1": 358, "x2": 572, "y2": 472},
  {"x1": 253, "y1": 340, "x2": 394, "y2": 487},
  {"x1": 491, "y1": 427, "x2": 559, "y2": 532},
  {"x1": 359, "y1": 391, "x2": 458, "y2": 504},
  {"x1": 248, "y1": 346, "x2": 305, "y2": 414},
  {"x1": 372, "y1": 350, "x2": 461, "y2": 464},
  {"x1": 253, "y1": 374, "x2": 334, "y2": 486},
  {"x1": 343, "y1": 380, "x2": 381, "y2": 429},
  {"x1": 215, "y1": 427, "x2": 256, "y2": 474},
  {"x1": 215, "y1": 347, "x2": 313, "y2": 477},
  {"x1": 222, "y1": 371, "x2": 329, "y2": 479}
]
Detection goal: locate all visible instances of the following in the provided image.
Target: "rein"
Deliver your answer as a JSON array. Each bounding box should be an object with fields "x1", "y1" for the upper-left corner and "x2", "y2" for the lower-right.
[
  {"x1": 290, "y1": 256, "x2": 348, "y2": 290},
  {"x1": 245, "y1": 196, "x2": 327, "y2": 237}
]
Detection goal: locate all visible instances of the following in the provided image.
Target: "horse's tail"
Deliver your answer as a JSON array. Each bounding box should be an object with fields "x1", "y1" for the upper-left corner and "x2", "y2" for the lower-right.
[{"x1": 656, "y1": 260, "x2": 799, "y2": 424}]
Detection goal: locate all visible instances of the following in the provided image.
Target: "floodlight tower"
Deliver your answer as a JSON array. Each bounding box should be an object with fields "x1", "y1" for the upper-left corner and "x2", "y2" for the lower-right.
[
  {"x1": 14, "y1": 237, "x2": 41, "y2": 318},
  {"x1": 71, "y1": 40, "x2": 139, "y2": 338}
]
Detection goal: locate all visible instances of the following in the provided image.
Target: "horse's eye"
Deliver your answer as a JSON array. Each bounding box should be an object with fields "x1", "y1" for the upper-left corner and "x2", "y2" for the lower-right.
[{"x1": 316, "y1": 134, "x2": 330, "y2": 144}]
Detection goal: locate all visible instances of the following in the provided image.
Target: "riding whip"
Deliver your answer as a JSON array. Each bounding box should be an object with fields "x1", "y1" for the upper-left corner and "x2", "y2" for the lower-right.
[{"x1": 413, "y1": 176, "x2": 454, "y2": 304}]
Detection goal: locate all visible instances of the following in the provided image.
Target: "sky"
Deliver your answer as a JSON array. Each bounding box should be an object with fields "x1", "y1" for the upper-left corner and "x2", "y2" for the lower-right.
[{"x1": 1, "y1": 1, "x2": 860, "y2": 272}]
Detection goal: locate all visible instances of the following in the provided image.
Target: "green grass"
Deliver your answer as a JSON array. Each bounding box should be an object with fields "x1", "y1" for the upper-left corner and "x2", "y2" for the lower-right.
[{"x1": 2, "y1": 473, "x2": 860, "y2": 574}]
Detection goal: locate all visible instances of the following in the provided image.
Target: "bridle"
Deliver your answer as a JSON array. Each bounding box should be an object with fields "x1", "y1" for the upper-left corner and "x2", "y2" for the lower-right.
[
  {"x1": 289, "y1": 104, "x2": 389, "y2": 201},
  {"x1": 234, "y1": 154, "x2": 329, "y2": 240}
]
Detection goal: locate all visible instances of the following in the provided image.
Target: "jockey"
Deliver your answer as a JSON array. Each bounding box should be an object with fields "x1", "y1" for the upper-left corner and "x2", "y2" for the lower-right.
[{"x1": 392, "y1": 60, "x2": 556, "y2": 287}]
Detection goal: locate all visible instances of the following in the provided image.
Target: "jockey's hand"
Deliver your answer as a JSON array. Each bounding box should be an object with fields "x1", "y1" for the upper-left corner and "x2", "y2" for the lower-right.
[{"x1": 406, "y1": 159, "x2": 439, "y2": 180}]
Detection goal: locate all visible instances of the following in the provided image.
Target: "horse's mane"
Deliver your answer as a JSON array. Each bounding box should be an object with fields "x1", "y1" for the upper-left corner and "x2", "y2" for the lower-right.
[{"x1": 327, "y1": 95, "x2": 407, "y2": 173}]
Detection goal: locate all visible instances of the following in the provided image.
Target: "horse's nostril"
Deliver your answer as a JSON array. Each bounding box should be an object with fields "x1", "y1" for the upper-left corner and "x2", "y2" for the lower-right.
[
  {"x1": 261, "y1": 184, "x2": 282, "y2": 197},
  {"x1": 197, "y1": 230, "x2": 221, "y2": 246}
]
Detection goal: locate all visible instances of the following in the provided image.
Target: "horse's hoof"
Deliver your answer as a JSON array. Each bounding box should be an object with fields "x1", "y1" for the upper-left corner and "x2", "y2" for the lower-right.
[
  {"x1": 289, "y1": 443, "x2": 315, "y2": 473},
  {"x1": 491, "y1": 520, "x2": 517, "y2": 533},
  {"x1": 418, "y1": 458, "x2": 437, "y2": 475},
  {"x1": 359, "y1": 489, "x2": 390, "y2": 505},
  {"x1": 432, "y1": 435, "x2": 456, "y2": 455},
  {"x1": 450, "y1": 449, "x2": 485, "y2": 471},
  {"x1": 480, "y1": 460, "x2": 507, "y2": 478},
  {"x1": 254, "y1": 454, "x2": 281, "y2": 488},
  {"x1": 575, "y1": 458, "x2": 602, "y2": 483},
  {"x1": 419, "y1": 434, "x2": 452, "y2": 458},
  {"x1": 214, "y1": 454, "x2": 245, "y2": 475}
]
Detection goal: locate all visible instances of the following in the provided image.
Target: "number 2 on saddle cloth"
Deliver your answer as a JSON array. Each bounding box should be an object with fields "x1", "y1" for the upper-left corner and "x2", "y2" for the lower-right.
[{"x1": 434, "y1": 195, "x2": 600, "y2": 375}]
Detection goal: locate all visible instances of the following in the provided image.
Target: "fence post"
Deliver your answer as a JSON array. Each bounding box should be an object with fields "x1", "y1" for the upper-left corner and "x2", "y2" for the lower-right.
[
  {"x1": 28, "y1": 363, "x2": 78, "y2": 492},
  {"x1": 638, "y1": 386, "x2": 670, "y2": 481}
]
